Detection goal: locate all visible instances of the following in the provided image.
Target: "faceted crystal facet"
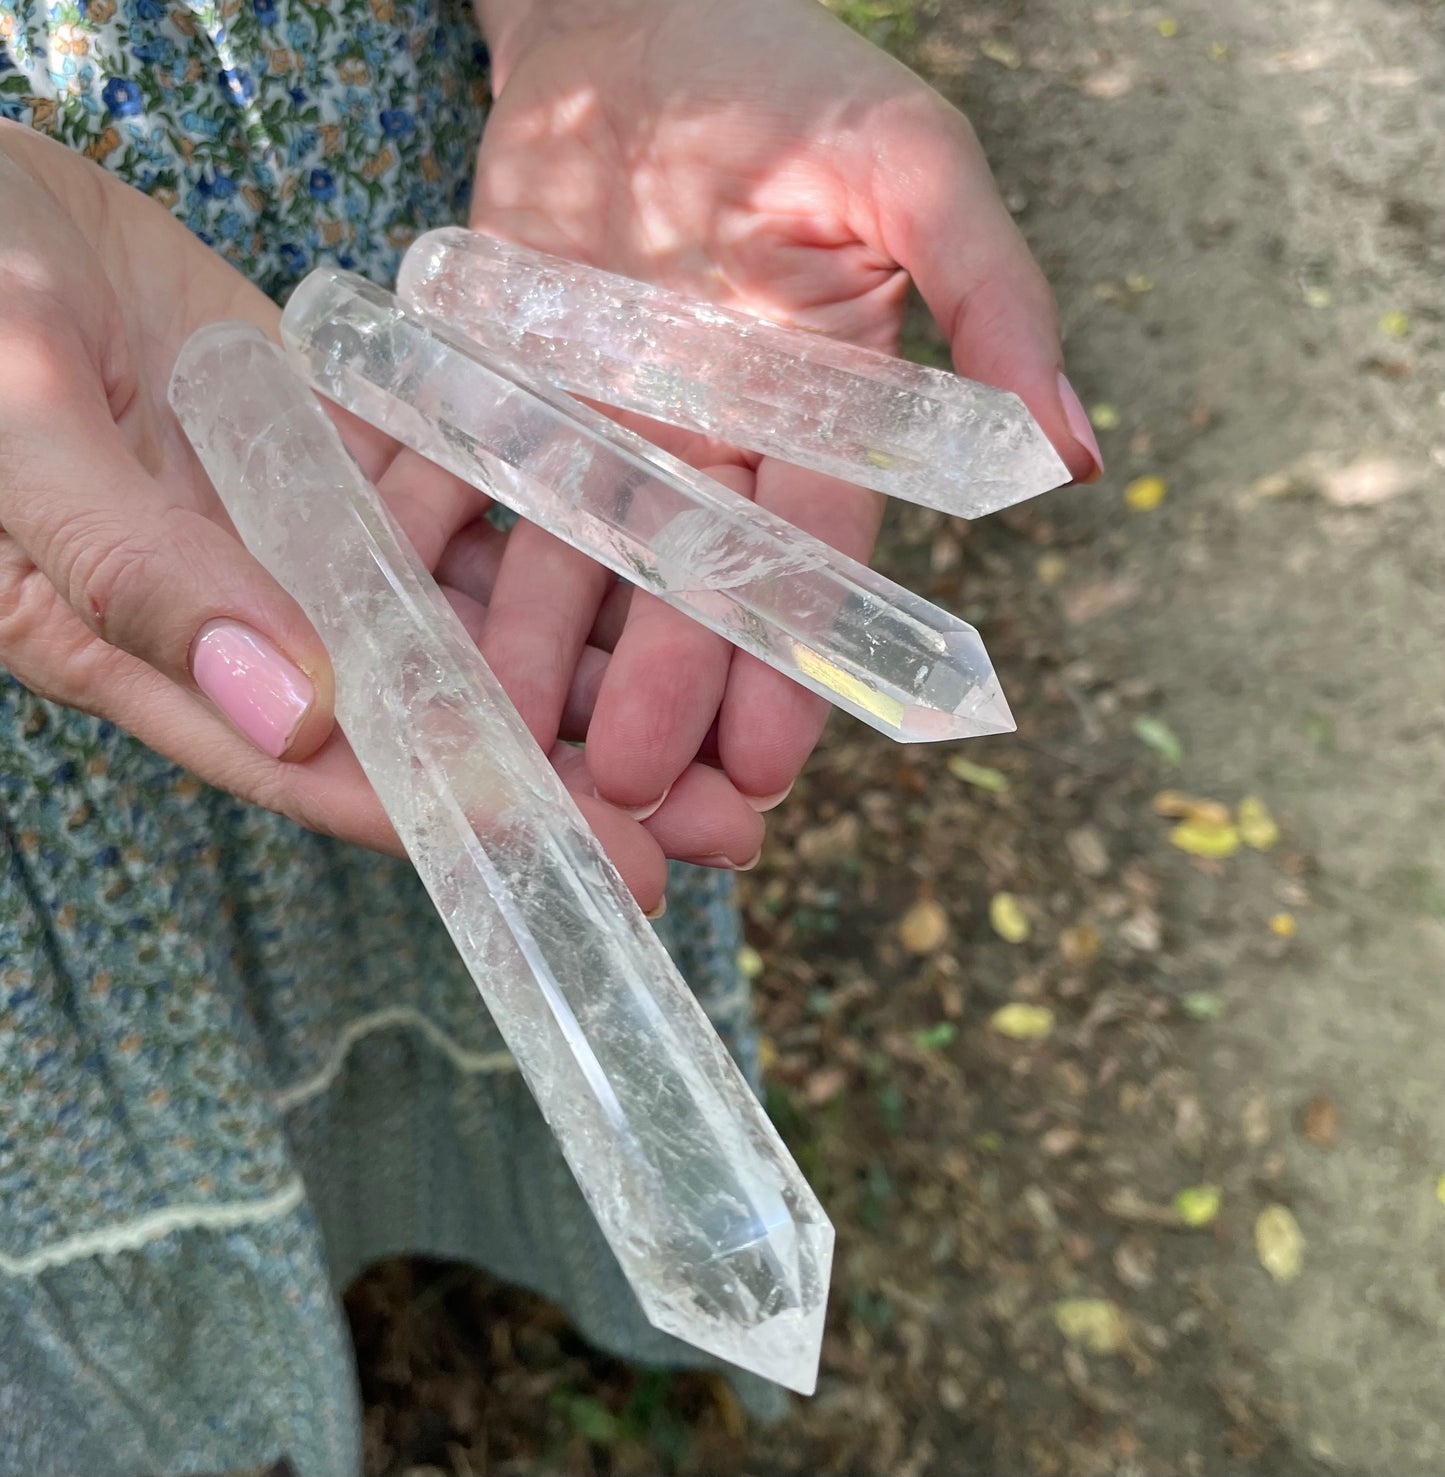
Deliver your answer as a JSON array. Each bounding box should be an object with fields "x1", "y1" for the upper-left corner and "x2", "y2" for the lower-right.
[
  {"x1": 169, "y1": 323, "x2": 834, "y2": 1394},
  {"x1": 280, "y1": 269, "x2": 1015, "y2": 743},
  {"x1": 398, "y1": 226, "x2": 1071, "y2": 516}
]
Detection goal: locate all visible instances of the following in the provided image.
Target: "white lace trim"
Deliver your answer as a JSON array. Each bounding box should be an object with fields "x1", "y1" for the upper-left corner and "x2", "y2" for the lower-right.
[
  {"x1": 0, "y1": 1010, "x2": 516, "y2": 1277},
  {"x1": 0, "y1": 1177, "x2": 307, "y2": 1277},
  {"x1": 269, "y1": 1004, "x2": 516, "y2": 1113}
]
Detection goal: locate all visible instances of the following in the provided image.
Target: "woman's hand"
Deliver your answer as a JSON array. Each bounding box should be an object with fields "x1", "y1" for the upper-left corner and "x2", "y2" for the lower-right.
[
  {"x1": 0, "y1": 124, "x2": 764, "y2": 909},
  {"x1": 465, "y1": 0, "x2": 1102, "y2": 819}
]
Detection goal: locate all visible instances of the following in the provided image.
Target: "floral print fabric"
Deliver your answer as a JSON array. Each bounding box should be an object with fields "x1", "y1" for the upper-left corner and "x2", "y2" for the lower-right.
[
  {"x1": 0, "y1": 0, "x2": 490, "y2": 296},
  {"x1": 0, "y1": 4, "x2": 759, "y2": 1470}
]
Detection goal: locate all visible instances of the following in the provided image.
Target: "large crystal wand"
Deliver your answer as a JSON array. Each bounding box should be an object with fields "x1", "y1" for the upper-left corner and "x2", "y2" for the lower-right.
[
  {"x1": 169, "y1": 324, "x2": 833, "y2": 1394},
  {"x1": 281, "y1": 270, "x2": 1014, "y2": 742},
  {"x1": 398, "y1": 226, "x2": 1071, "y2": 516}
]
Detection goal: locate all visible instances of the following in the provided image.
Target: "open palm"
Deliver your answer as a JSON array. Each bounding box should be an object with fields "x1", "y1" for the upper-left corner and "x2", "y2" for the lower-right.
[{"x1": 462, "y1": 0, "x2": 1101, "y2": 822}]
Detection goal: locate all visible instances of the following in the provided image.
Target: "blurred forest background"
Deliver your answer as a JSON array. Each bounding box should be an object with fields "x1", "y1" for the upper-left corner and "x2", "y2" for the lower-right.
[{"x1": 347, "y1": 0, "x2": 1445, "y2": 1471}]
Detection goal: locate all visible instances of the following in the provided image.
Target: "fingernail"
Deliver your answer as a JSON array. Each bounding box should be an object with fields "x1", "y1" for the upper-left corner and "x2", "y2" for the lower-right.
[
  {"x1": 622, "y1": 783, "x2": 672, "y2": 821},
  {"x1": 191, "y1": 620, "x2": 313, "y2": 759},
  {"x1": 644, "y1": 898, "x2": 668, "y2": 920},
  {"x1": 1057, "y1": 372, "x2": 1104, "y2": 482},
  {"x1": 692, "y1": 853, "x2": 741, "y2": 871},
  {"x1": 738, "y1": 846, "x2": 763, "y2": 872},
  {"x1": 745, "y1": 782, "x2": 793, "y2": 813}
]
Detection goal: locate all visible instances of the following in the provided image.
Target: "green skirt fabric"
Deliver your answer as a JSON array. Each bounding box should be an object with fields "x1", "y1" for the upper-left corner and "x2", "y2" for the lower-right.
[{"x1": 0, "y1": 2, "x2": 758, "y2": 1471}]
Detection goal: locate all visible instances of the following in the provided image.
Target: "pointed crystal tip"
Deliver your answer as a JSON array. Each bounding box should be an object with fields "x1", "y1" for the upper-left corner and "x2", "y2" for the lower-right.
[{"x1": 640, "y1": 1210, "x2": 835, "y2": 1395}]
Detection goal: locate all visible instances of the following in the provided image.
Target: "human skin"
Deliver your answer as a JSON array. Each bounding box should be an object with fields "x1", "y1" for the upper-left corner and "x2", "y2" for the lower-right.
[
  {"x1": 461, "y1": 0, "x2": 1101, "y2": 817},
  {"x1": 0, "y1": 2, "x2": 1098, "y2": 910}
]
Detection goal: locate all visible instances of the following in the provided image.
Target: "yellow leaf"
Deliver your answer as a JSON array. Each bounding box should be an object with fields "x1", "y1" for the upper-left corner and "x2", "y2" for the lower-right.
[
  {"x1": 1153, "y1": 791, "x2": 1232, "y2": 826},
  {"x1": 900, "y1": 898, "x2": 950, "y2": 955},
  {"x1": 1255, "y1": 1204, "x2": 1304, "y2": 1282},
  {"x1": 758, "y1": 1035, "x2": 778, "y2": 1072},
  {"x1": 1036, "y1": 551, "x2": 1067, "y2": 586},
  {"x1": 1156, "y1": 16, "x2": 1179, "y2": 37},
  {"x1": 1269, "y1": 912, "x2": 1297, "y2": 938},
  {"x1": 1125, "y1": 273, "x2": 1156, "y2": 293},
  {"x1": 1124, "y1": 475, "x2": 1168, "y2": 511},
  {"x1": 737, "y1": 945, "x2": 765, "y2": 980},
  {"x1": 1436, "y1": 1175, "x2": 1445, "y2": 1208},
  {"x1": 980, "y1": 36, "x2": 1022, "y2": 68},
  {"x1": 989, "y1": 892, "x2": 1031, "y2": 943},
  {"x1": 947, "y1": 755, "x2": 1010, "y2": 794},
  {"x1": 1173, "y1": 1184, "x2": 1222, "y2": 1227},
  {"x1": 1170, "y1": 819, "x2": 1240, "y2": 859},
  {"x1": 1302, "y1": 284, "x2": 1331, "y2": 309},
  {"x1": 1054, "y1": 1298, "x2": 1128, "y2": 1354},
  {"x1": 1237, "y1": 795, "x2": 1280, "y2": 850},
  {"x1": 990, "y1": 1002, "x2": 1054, "y2": 1040},
  {"x1": 1208, "y1": 40, "x2": 1229, "y2": 59},
  {"x1": 1379, "y1": 310, "x2": 1411, "y2": 339},
  {"x1": 1089, "y1": 403, "x2": 1121, "y2": 431}
]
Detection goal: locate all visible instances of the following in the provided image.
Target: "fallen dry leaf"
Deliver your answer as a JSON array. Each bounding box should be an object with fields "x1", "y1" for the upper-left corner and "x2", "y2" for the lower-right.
[
  {"x1": 1054, "y1": 1298, "x2": 1128, "y2": 1354},
  {"x1": 1134, "y1": 715, "x2": 1184, "y2": 764},
  {"x1": 1173, "y1": 1184, "x2": 1222, "y2": 1227},
  {"x1": 900, "y1": 898, "x2": 950, "y2": 955},
  {"x1": 980, "y1": 36, "x2": 1021, "y2": 68},
  {"x1": 1060, "y1": 923, "x2": 1100, "y2": 967},
  {"x1": 989, "y1": 892, "x2": 1031, "y2": 943},
  {"x1": 990, "y1": 1002, "x2": 1055, "y2": 1041},
  {"x1": 1238, "y1": 796, "x2": 1280, "y2": 850},
  {"x1": 1036, "y1": 551, "x2": 1068, "y2": 585},
  {"x1": 947, "y1": 755, "x2": 1010, "y2": 794},
  {"x1": 1379, "y1": 310, "x2": 1411, "y2": 339},
  {"x1": 1066, "y1": 826, "x2": 1111, "y2": 878},
  {"x1": 1437, "y1": 1175, "x2": 1445, "y2": 1209},
  {"x1": 737, "y1": 945, "x2": 765, "y2": 980},
  {"x1": 1063, "y1": 577, "x2": 1139, "y2": 624},
  {"x1": 1153, "y1": 791, "x2": 1232, "y2": 826},
  {"x1": 1113, "y1": 1235, "x2": 1156, "y2": 1290},
  {"x1": 1090, "y1": 403, "x2": 1121, "y2": 430},
  {"x1": 1124, "y1": 475, "x2": 1168, "y2": 511},
  {"x1": 1170, "y1": 818, "x2": 1241, "y2": 858},
  {"x1": 1300, "y1": 1095, "x2": 1339, "y2": 1147},
  {"x1": 1269, "y1": 912, "x2": 1297, "y2": 938},
  {"x1": 1318, "y1": 456, "x2": 1415, "y2": 507},
  {"x1": 1255, "y1": 1204, "x2": 1304, "y2": 1282}
]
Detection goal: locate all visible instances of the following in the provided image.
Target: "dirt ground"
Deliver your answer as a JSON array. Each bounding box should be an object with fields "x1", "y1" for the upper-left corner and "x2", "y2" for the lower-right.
[{"x1": 347, "y1": 0, "x2": 1445, "y2": 1472}]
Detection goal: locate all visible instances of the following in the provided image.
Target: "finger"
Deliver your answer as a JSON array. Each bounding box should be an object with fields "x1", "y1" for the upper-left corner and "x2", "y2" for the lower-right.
[
  {"x1": 716, "y1": 458, "x2": 884, "y2": 800},
  {"x1": 862, "y1": 106, "x2": 1103, "y2": 482},
  {"x1": 472, "y1": 519, "x2": 613, "y2": 750},
  {"x1": 549, "y1": 744, "x2": 669, "y2": 911},
  {"x1": 584, "y1": 465, "x2": 757, "y2": 815},
  {"x1": 0, "y1": 380, "x2": 333, "y2": 762},
  {"x1": 640, "y1": 760, "x2": 765, "y2": 870},
  {"x1": 442, "y1": 582, "x2": 608, "y2": 742},
  {"x1": 374, "y1": 446, "x2": 488, "y2": 569},
  {"x1": 589, "y1": 578, "x2": 632, "y2": 653},
  {"x1": 434, "y1": 513, "x2": 511, "y2": 606}
]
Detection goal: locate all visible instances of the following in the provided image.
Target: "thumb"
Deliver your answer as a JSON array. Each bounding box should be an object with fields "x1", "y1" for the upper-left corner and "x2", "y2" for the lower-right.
[
  {"x1": 2, "y1": 418, "x2": 335, "y2": 761},
  {"x1": 866, "y1": 106, "x2": 1103, "y2": 484}
]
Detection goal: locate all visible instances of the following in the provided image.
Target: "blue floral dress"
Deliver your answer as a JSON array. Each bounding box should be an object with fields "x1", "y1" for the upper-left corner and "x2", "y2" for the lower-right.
[{"x1": 0, "y1": 4, "x2": 755, "y2": 1473}]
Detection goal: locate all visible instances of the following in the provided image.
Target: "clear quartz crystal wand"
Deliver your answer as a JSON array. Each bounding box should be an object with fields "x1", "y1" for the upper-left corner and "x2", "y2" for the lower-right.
[
  {"x1": 398, "y1": 226, "x2": 1071, "y2": 516},
  {"x1": 280, "y1": 269, "x2": 1014, "y2": 742},
  {"x1": 169, "y1": 323, "x2": 834, "y2": 1395}
]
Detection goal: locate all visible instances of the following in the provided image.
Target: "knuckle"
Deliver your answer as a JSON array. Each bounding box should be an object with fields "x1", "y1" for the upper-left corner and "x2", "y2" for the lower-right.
[{"x1": 55, "y1": 513, "x2": 163, "y2": 649}]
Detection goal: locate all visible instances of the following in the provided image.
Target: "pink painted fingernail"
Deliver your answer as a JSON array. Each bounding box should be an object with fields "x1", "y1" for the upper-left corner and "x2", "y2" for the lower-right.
[
  {"x1": 1057, "y1": 372, "x2": 1104, "y2": 481},
  {"x1": 191, "y1": 620, "x2": 313, "y2": 759},
  {"x1": 745, "y1": 782, "x2": 794, "y2": 813}
]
